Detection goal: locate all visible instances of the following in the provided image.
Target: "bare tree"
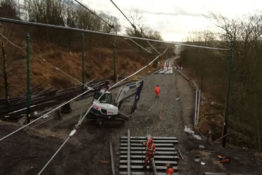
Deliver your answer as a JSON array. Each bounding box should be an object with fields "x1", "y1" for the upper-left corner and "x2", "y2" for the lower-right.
[{"x1": 183, "y1": 12, "x2": 262, "y2": 149}]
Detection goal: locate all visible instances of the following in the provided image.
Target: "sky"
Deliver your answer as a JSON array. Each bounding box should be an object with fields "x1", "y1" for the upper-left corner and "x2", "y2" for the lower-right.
[{"x1": 82, "y1": 0, "x2": 262, "y2": 41}]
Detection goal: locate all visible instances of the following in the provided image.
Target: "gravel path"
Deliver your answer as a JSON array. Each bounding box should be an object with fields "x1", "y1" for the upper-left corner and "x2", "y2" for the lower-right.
[
  {"x1": 1, "y1": 68, "x2": 261, "y2": 175},
  {"x1": 1, "y1": 70, "x2": 192, "y2": 175}
]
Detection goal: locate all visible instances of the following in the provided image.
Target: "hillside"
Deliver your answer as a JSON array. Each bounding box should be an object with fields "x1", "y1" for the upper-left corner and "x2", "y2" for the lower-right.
[{"x1": 0, "y1": 31, "x2": 166, "y2": 98}]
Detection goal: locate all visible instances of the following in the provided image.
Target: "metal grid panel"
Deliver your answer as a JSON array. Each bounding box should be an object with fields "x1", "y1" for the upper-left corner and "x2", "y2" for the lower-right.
[{"x1": 119, "y1": 135, "x2": 179, "y2": 175}]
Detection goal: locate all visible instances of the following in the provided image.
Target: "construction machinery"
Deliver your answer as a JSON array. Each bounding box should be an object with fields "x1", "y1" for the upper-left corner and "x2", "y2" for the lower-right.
[{"x1": 88, "y1": 80, "x2": 143, "y2": 124}]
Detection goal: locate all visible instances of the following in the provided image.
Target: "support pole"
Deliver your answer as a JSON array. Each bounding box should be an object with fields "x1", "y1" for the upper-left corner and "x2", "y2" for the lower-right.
[
  {"x1": 222, "y1": 41, "x2": 233, "y2": 147},
  {"x1": 152, "y1": 158, "x2": 158, "y2": 175},
  {"x1": 110, "y1": 142, "x2": 116, "y2": 175},
  {"x1": 81, "y1": 32, "x2": 85, "y2": 90},
  {"x1": 26, "y1": 33, "x2": 31, "y2": 123},
  {"x1": 194, "y1": 90, "x2": 198, "y2": 127},
  {"x1": 1, "y1": 41, "x2": 8, "y2": 100},
  {"x1": 127, "y1": 129, "x2": 131, "y2": 175},
  {"x1": 113, "y1": 33, "x2": 117, "y2": 82}
]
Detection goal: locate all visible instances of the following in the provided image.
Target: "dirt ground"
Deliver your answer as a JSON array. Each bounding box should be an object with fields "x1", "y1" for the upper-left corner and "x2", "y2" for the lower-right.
[{"x1": 0, "y1": 69, "x2": 262, "y2": 175}]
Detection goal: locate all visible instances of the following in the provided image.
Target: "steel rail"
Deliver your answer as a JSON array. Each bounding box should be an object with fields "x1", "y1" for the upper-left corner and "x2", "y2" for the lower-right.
[
  {"x1": 0, "y1": 88, "x2": 93, "y2": 142},
  {"x1": 36, "y1": 49, "x2": 167, "y2": 174}
]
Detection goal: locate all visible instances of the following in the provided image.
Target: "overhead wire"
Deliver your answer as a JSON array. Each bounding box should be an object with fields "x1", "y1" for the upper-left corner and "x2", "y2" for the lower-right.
[
  {"x1": 36, "y1": 48, "x2": 168, "y2": 175},
  {"x1": 73, "y1": 0, "x2": 114, "y2": 29},
  {"x1": 0, "y1": 7, "x2": 229, "y2": 140},
  {"x1": 126, "y1": 38, "x2": 152, "y2": 54},
  {"x1": 40, "y1": 58, "x2": 83, "y2": 86},
  {"x1": 37, "y1": 135, "x2": 71, "y2": 175},
  {"x1": 31, "y1": 79, "x2": 95, "y2": 129},
  {"x1": 0, "y1": 31, "x2": 87, "y2": 87},
  {"x1": 0, "y1": 17, "x2": 229, "y2": 51},
  {"x1": 0, "y1": 87, "x2": 93, "y2": 142},
  {"x1": 110, "y1": 0, "x2": 161, "y2": 54},
  {"x1": 0, "y1": 1, "x2": 230, "y2": 171},
  {"x1": 72, "y1": 0, "x2": 153, "y2": 68},
  {"x1": 136, "y1": 9, "x2": 208, "y2": 18},
  {"x1": 0, "y1": 1, "x2": 167, "y2": 142},
  {"x1": 109, "y1": 0, "x2": 135, "y2": 30},
  {"x1": 0, "y1": 33, "x2": 93, "y2": 124},
  {"x1": 0, "y1": 32, "x2": 25, "y2": 50}
]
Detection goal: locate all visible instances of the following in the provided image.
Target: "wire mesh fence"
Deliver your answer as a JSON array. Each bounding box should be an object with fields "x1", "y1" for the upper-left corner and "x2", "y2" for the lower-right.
[
  {"x1": 0, "y1": 23, "x2": 166, "y2": 98},
  {"x1": 179, "y1": 41, "x2": 262, "y2": 150},
  {"x1": 179, "y1": 44, "x2": 228, "y2": 141},
  {"x1": 1, "y1": 0, "x2": 260, "y2": 152}
]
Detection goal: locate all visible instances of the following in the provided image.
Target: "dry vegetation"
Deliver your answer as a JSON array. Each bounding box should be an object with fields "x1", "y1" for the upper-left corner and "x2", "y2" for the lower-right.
[
  {"x1": 179, "y1": 13, "x2": 262, "y2": 150},
  {"x1": 0, "y1": 0, "x2": 169, "y2": 98},
  {"x1": 0, "y1": 31, "x2": 162, "y2": 97}
]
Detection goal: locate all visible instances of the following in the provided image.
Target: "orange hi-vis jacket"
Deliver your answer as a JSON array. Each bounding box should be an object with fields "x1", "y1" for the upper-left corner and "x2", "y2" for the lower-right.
[
  {"x1": 155, "y1": 86, "x2": 160, "y2": 96},
  {"x1": 145, "y1": 141, "x2": 156, "y2": 157},
  {"x1": 166, "y1": 167, "x2": 174, "y2": 175}
]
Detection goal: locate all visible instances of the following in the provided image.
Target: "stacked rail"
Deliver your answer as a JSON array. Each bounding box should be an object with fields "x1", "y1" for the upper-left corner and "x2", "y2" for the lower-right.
[
  {"x1": 0, "y1": 80, "x2": 108, "y2": 119},
  {"x1": 119, "y1": 133, "x2": 179, "y2": 175}
]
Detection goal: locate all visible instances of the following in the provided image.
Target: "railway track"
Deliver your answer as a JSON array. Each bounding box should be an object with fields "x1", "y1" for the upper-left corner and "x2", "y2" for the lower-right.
[
  {"x1": 118, "y1": 130, "x2": 179, "y2": 175},
  {"x1": 0, "y1": 80, "x2": 109, "y2": 119}
]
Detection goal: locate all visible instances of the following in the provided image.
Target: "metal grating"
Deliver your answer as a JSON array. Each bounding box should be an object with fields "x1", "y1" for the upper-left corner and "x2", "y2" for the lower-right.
[{"x1": 119, "y1": 134, "x2": 179, "y2": 175}]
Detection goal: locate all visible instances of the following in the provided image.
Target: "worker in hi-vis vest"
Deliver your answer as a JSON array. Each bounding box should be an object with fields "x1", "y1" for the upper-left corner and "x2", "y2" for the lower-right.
[
  {"x1": 143, "y1": 138, "x2": 156, "y2": 169},
  {"x1": 154, "y1": 85, "x2": 160, "y2": 98}
]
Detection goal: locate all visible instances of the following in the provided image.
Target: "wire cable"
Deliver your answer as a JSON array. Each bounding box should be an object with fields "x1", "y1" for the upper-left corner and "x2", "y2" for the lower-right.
[
  {"x1": 0, "y1": 88, "x2": 93, "y2": 142},
  {"x1": 73, "y1": 0, "x2": 155, "y2": 55},
  {"x1": 37, "y1": 135, "x2": 71, "y2": 175},
  {"x1": 0, "y1": 32, "x2": 25, "y2": 50},
  {"x1": 110, "y1": 48, "x2": 167, "y2": 89},
  {"x1": 110, "y1": 0, "x2": 136, "y2": 30},
  {"x1": 0, "y1": 17, "x2": 229, "y2": 51},
  {"x1": 73, "y1": 0, "x2": 114, "y2": 29},
  {"x1": 40, "y1": 58, "x2": 83, "y2": 85},
  {"x1": 110, "y1": 0, "x2": 161, "y2": 54},
  {"x1": 126, "y1": 38, "x2": 152, "y2": 54},
  {"x1": 36, "y1": 48, "x2": 168, "y2": 175}
]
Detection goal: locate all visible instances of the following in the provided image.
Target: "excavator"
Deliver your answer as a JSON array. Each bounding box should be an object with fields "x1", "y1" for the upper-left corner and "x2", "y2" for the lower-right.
[{"x1": 88, "y1": 80, "x2": 143, "y2": 125}]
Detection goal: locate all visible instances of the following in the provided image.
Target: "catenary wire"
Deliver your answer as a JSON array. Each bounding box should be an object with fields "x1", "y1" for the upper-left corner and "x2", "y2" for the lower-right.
[
  {"x1": 37, "y1": 48, "x2": 167, "y2": 175},
  {"x1": 0, "y1": 17, "x2": 229, "y2": 51}
]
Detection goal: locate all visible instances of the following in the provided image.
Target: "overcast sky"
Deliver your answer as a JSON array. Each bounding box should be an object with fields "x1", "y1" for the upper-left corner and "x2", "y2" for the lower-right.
[{"x1": 83, "y1": 0, "x2": 261, "y2": 41}]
